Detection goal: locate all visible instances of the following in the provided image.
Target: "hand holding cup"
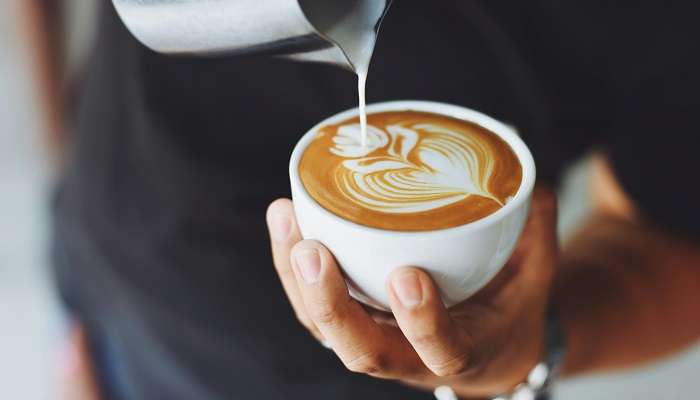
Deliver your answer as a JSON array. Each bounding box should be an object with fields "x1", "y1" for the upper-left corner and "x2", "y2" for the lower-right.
[{"x1": 266, "y1": 186, "x2": 558, "y2": 397}]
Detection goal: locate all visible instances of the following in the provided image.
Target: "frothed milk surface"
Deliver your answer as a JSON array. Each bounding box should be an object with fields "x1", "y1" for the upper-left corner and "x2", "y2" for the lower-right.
[{"x1": 299, "y1": 111, "x2": 523, "y2": 231}]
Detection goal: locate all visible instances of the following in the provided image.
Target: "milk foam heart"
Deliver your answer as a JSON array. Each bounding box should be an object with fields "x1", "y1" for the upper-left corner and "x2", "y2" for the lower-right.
[{"x1": 299, "y1": 110, "x2": 522, "y2": 231}]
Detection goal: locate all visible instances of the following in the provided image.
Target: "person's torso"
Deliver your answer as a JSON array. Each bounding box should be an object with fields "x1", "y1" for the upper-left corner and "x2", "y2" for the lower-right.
[{"x1": 54, "y1": 1, "x2": 700, "y2": 398}]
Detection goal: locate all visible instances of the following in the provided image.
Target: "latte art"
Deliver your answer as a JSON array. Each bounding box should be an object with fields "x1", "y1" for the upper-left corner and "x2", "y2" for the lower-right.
[
  {"x1": 332, "y1": 123, "x2": 503, "y2": 214},
  {"x1": 300, "y1": 111, "x2": 522, "y2": 231}
]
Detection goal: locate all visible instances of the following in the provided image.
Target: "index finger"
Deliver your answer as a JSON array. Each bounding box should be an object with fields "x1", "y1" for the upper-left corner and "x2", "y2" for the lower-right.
[
  {"x1": 266, "y1": 199, "x2": 322, "y2": 340},
  {"x1": 291, "y1": 240, "x2": 424, "y2": 378}
]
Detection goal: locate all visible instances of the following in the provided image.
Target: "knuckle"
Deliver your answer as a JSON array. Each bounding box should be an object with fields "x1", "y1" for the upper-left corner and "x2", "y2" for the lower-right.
[
  {"x1": 410, "y1": 319, "x2": 450, "y2": 347},
  {"x1": 412, "y1": 331, "x2": 439, "y2": 349},
  {"x1": 294, "y1": 311, "x2": 314, "y2": 330},
  {"x1": 429, "y1": 353, "x2": 471, "y2": 377},
  {"x1": 293, "y1": 311, "x2": 324, "y2": 342},
  {"x1": 308, "y1": 299, "x2": 344, "y2": 326},
  {"x1": 344, "y1": 351, "x2": 388, "y2": 375}
]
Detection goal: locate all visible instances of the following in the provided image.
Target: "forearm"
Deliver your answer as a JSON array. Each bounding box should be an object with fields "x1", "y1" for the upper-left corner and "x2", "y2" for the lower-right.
[
  {"x1": 555, "y1": 213, "x2": 700, "y2": 376},
  {"x1": 20, "y1": 0, "x2": 65, "y2": 137}
]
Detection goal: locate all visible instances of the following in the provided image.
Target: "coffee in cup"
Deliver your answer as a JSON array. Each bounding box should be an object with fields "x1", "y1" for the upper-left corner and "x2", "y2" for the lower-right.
[
  {"x1": 299, "y1": 110, "x2": 522, "y2": 231},
  {"x1": 290, "y1": 101, "x2": 535, "y2": 309}
]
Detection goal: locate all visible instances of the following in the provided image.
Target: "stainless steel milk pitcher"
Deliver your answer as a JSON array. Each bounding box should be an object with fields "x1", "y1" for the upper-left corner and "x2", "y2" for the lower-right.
[{"x1": 112, "y1": 0, "x2": 393, "y2": 71}]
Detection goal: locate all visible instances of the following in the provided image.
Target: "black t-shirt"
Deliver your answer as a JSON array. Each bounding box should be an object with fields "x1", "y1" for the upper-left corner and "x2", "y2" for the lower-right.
[{"x1": 54, "y1": 1, "x2": 700, "y2": 399}]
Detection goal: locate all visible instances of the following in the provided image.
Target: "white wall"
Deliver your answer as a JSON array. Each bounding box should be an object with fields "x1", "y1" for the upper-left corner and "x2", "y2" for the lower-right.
[{"x1": 0, "y1": 2, "x2": 64, "y2": 399}]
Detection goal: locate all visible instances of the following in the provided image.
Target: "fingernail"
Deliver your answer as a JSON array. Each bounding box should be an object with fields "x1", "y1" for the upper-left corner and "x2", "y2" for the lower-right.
[
  {"x1": 391, "y1": 271, "x2": 422, "y2": 309},
  {"x1": 295, "y1": 249, "x2": 321, "y2": 284},
  {"x1": 269, "y1": 212, "x2": 291, "y2": 243}
]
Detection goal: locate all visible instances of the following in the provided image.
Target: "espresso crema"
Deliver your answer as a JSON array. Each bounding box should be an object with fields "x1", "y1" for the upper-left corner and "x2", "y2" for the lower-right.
[{"x1": 299, "y1": 111, "x2": 522, "y2": 231}]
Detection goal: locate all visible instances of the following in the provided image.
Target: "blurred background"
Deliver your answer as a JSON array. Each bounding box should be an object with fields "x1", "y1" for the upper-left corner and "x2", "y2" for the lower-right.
[{"x1": 1, "y1": 1, "x2": 699, "y2": 399}]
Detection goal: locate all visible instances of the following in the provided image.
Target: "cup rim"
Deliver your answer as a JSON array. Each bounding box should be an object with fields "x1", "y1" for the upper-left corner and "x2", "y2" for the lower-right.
[{"x1": 289, "y1": 100, "x2": 536, "y2": 237}]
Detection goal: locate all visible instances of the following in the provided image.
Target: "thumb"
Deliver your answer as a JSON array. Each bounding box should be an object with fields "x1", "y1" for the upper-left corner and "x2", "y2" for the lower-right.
[{"x1": 57, "y1": 325, "x2": 100, "y2": 400}]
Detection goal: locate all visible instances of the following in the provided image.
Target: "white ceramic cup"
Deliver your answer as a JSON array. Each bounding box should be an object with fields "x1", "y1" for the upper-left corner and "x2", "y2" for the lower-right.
[{"x1": 289, "y1": 101, "x2": 536, "y2": 309}]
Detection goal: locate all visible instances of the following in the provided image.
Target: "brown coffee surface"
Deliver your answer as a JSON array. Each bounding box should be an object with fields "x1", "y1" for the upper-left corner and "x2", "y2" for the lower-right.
[{"x1": 299, "y1": 111, "x2": 522, "y2": 231}]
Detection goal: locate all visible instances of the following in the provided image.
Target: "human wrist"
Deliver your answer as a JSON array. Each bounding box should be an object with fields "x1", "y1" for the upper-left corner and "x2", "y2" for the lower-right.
[{"x1": 489, "y1": 303, "x2": 567, "y2": 400}]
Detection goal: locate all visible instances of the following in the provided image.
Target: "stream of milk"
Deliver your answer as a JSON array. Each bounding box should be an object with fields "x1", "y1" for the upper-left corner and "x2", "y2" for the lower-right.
[{"x1": 311, "y1": 0, "x2": 386, "y2": 147}]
